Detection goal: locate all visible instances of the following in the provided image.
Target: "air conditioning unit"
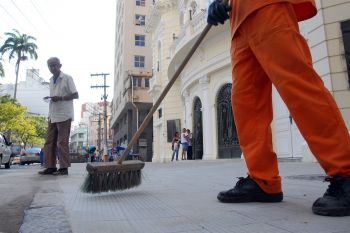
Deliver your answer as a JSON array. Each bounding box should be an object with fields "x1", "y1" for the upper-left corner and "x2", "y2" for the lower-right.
[{"x1": 139, "y1": 139, "x2": 147, "y2": 147}]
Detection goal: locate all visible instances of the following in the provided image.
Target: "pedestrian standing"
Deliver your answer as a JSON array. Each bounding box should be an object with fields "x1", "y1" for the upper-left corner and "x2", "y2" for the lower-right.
[
  {"x1": 39, "y1": 57, "x2": 78, "y2": 176},
  {"x1": 186, "y1": 129, "x2": 193, "y2": 160},
  {"x1": 171, "y1": 132, "x2": 180, "y2": 161},
  {"x1": 180, "y1": 128, "x2": 188, "y2": 160},
  {"x1": 39, "y1": 147, "x2": 44, "y2": 166},
  {"x1": 208, "y1": 0, "x2": 350, "y2": 216}
]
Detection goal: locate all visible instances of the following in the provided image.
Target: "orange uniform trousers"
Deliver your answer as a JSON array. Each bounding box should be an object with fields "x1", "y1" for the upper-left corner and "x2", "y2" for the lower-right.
[
  {"x1": 229, "y1": 0, "x2": 317, "y2": 38},
  {"x1": 231, "y1": 3, "x2": 350, "y2": 193}
]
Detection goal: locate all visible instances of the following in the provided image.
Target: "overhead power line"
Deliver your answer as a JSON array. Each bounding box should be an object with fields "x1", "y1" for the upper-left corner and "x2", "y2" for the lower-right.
[
  {"x1": 0, "y1": 3, "x2": 25, "y2": 31},
  {"x1": 29, "y1": 0, "x2": 52, "y2": 31},
  {"x1": 10, "y1": 0, "x2": 39, "y2": 33}
]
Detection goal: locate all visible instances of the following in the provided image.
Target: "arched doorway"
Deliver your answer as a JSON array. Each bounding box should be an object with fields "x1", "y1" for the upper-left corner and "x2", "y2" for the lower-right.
[
  {"x1": 217, "y1": 84, "x2": 241, "y2": 158},
  {"x1": 193, "y1": 97, "x2": 203, "y2": 160}
]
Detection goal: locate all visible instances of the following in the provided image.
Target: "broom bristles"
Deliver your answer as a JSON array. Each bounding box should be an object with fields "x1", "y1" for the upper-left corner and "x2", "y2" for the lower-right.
[{"x1": 81, "y1": 160, "x2": 145, "y2": 193}]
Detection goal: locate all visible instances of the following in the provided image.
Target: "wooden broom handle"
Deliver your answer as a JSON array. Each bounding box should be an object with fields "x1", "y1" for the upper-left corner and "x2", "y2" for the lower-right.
[{"x1": 119, "y1": 23, "x2": 212, "y2": 164}]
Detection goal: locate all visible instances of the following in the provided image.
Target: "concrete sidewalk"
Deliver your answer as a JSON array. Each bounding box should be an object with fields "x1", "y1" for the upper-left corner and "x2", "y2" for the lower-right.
[{"x1": 20, "y1": 159, "x2": 350, "y2": 233}]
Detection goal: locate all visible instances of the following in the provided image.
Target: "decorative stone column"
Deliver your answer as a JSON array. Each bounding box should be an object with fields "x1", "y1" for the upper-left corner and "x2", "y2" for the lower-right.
[
  {"x1": 183, "y1": 89, "x2": 191, "y2": 128},
  {"x1": 199, "y1": 75, "x2": 215, "y2": 159},
  {"x1": 160, "y1": 122, "x2": 166, "y2": 163}
]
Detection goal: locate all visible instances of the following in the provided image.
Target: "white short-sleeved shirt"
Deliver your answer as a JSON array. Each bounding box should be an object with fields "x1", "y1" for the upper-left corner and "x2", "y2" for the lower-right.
[
  {"x1": 49, "y1": 72, "x2": 77, "y2": 123},
  {"x1": 181, "y1": 133, "x2": 188, "y2": 144}
]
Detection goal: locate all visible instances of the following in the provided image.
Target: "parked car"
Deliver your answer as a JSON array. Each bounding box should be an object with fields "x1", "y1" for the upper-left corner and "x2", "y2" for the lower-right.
[
  {"x1": 12, "y1": 155, "x2": 21, "y2": 165},
  {"x1": 0, "y1": 133, "x2": 12, "y2": 169},
  {"x1": 20, "y1": 147, "x2": 41, "y2": 165},
  {"x1": 11, "y1": 144, "x2": 21, "y2": 157}
]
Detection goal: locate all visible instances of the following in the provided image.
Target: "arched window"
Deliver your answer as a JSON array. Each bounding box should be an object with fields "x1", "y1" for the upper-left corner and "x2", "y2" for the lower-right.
[
  {"x1": 157, "y1": 41, "x2": 161, "y2": 71},
  {"x1": 190, "y1": 1, "x2": 198, "y2": 15}
]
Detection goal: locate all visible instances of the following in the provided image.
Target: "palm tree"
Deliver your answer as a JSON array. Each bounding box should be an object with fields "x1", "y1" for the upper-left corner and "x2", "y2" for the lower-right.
[
  {"x1": 0, "y1": 60, "x2": 4, "y2": 77},
  {"x1": 0, "y1": 29, "x2": 38, "y2": 100}
]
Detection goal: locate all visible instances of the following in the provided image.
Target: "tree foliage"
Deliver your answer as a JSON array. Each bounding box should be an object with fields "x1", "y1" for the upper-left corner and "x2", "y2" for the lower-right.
[
  {"x1": 0, "y1": 95, "x2": 47, "y2": 146},
  {"x1": 30, "y1": 115, "x2": 48, "y2": 144},
  {"x1": 0, "y1": 101, "x2": 26, "y2": 131},
  {"x1": 0, "y1": 29, "x2": 38, "y2": 100},
  {"x1": 0, "y1": 94, "x2": 19, "y2": 104}
]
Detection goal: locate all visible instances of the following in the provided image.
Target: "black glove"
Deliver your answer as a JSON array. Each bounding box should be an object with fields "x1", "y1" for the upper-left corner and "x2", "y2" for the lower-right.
[{"x1": 207, "y1": 0, "x2": 230, "y2": 26}]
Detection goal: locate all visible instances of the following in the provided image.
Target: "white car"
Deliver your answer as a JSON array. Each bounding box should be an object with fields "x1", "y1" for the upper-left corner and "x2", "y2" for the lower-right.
[
  {"x1": 20, "y1": 147, "x2": 41, "y2": 165},
  {"x1": 0, "y1": 133, "x2": 12, "y2": 169}
]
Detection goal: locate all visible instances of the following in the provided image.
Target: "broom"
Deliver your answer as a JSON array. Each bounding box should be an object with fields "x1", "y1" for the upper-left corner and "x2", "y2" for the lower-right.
[{"x1": 81, "y1": 23, "x2": 213, "y2": 193}]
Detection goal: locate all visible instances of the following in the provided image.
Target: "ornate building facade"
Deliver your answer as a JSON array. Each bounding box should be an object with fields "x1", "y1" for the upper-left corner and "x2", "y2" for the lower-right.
[{"x1": 146, "y1": 0, "x2": 350, "y2": 162}]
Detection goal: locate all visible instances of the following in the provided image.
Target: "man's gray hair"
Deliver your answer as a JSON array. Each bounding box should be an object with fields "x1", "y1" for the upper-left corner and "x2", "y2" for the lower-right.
[{"x1": 47, "y1": 57, "x2": 61, "y2": 64}]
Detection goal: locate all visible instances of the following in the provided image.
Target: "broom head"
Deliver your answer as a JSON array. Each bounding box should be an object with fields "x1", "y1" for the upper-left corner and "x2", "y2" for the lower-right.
[{"x1": 81, "y1": 160, "x2": 145, "y2": 193}]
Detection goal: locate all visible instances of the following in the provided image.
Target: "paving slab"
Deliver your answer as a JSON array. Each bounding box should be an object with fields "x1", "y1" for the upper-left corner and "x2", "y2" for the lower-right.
[{"x1": 22, "y1": 159, "x2": 350, "y2": 233}]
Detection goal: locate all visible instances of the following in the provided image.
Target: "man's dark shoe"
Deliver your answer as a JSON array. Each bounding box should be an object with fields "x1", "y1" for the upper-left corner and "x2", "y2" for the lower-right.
[
  {"x1": 52, "y1": 168, "x2": 68, "y2": 176},
  {"x1": 217, "y1": 176, "x2": 283, "y2": 203},
  {"x1": 312, "y1": 176, "x2": 350, "y2": 216},
  {"x1": 38, "y1": 168, "x2": 57, "y2": 175}
]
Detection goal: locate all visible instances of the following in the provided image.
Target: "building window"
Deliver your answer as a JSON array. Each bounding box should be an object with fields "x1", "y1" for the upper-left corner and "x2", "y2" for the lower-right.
[
  {"x1": 191, "y1": 1, "x2": 197, "y2": 15},
  {"x1": 341, "y1": 20, "x2": 350, "y2": 86},
  {"x1": 134, "y1": 55, "x2": 145, "y2": 68},
  {"x1": 133, "y1": 76, "x2": 142, "y2": 87},
  {"x1": 166, "y1": 119, "x2": 181, "y2": 142},
  {"x1": 135, "y1": 35, "x2": 145, "y2": 46},
  {"x1": 136, "y1": 0, "x2": 145, "y2": 6},
  {"x1": 135, "y1": 14, "x2": 146, "y2": 26},
  {"x1": 145, "y1": 78, "x2": 150, "y2": 88},
  {"x1": 158, "y1": 108, "x2": 162, "y2": 118}
]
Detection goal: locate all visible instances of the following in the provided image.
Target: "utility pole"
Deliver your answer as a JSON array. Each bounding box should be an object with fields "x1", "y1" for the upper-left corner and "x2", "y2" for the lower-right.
[
  {"x1": 91, "y1": 73, "x2": 110, "y2": 159},
  {"x1": 97, "y1": 112, "x2": 101, "y2": 155}
]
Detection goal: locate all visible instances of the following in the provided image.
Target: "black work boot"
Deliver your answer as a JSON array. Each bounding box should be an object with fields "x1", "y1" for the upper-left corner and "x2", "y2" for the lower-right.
[
  {"x1": 38, "y1": 167, "x2": 57, "y2": 175},
  {"x1": 312, "y1": 176, "x2": 350, "y2": 216},
  {"x1": 52, "y1": 168, "x2": 68, "y2": 176},
  {"x1": 217, "y1": 176, "x2": 283, "y2": 203}
]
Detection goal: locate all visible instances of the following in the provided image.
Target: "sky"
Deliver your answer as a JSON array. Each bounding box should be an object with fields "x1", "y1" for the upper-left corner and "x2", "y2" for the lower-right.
[{"x1": 0, "y1": 0, "x2": 116, "y2": 124}]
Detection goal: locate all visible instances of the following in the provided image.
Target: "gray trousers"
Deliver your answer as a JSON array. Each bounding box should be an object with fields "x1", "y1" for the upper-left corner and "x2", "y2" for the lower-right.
[{"x1": 44, "y1": 119, "x2": 71, "y2": 169}]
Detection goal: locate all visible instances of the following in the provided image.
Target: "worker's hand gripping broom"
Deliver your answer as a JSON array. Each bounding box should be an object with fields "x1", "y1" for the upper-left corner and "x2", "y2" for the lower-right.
[{"x1": 81, "y1": 23, "x2": 213, "y2": 193}]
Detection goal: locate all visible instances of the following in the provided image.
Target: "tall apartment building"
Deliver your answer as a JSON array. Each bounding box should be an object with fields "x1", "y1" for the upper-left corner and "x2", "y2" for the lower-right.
[{"x1": 110, "y1": 0, "x2": 153, "y2": 161}]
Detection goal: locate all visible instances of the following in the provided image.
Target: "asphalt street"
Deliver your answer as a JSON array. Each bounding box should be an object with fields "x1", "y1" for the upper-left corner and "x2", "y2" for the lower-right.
[{"x1": 0, "y1": 164, "x2": 44, "y2": 233}]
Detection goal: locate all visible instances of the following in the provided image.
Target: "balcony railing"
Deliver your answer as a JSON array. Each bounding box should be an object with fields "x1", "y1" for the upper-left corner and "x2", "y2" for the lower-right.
[
  {"x1": 146, "y1": 0, "x2": 176, "y2": 32},
  {"x1": 191, "y1": 9, "x2": 207, "y2": 35},
  {"x1": 171, "y1": 9, "x2": 207, "y2": 56}
]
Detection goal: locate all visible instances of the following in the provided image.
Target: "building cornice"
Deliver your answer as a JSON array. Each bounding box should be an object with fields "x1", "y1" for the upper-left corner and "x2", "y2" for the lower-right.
[
  {"x1": 170, "y1": 10, "x2": 206, "y2": 54},
  {"x1": 180, "y1": 51, "x2": 231, "y2": 97},
  {"x1": 199, "y1": 75, "x2": 209, "y2": 85},
  {"x1": 145, "y1": 0, "x2": 177, "y2": 32}
]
